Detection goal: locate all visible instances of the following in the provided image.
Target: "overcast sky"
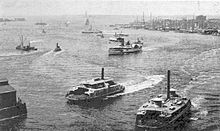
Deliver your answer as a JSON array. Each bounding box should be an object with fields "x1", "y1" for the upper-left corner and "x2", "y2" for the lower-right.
[{"x1": 0, "y1": 0, "x2": 220, "y2": 16}]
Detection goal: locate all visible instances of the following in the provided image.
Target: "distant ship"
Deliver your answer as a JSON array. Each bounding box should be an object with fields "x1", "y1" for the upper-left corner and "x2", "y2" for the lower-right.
[
  {"x1": 82, "y1": 25, "x2": 102, "y2": 34},
  {"x1": 109, "y1": 32, "x2": 129, "y2": 42},
  {"x1": 85, "y1": 18, "x2": 89, "y2": 26},
  {"x1": 109, "y1": 38, "x2": 143, "y2": 55},
  {"x1": 54, "y1": 43, "x2": 61, "y2": 52},
  {"x1": 16, "y1": 35, "x2": 37, "y2": 51},
  {"x1": 109, "y1": 37, "x2": 125, "y2": 42},
  {"x1": 114, "y1": 32, "x2": 129, "y2": 37},
  {"x1": 81, "y1": 13, "x2": 102, "y2": 34},
  {"x1": 35, "y1": 22, "x2": 47, "y2": 26},
  {"x1": 113, "y1": 27, "x2": 119, "y2": 30},
  {"x1": 42, "y1": 29, "x2": 46, "y2": 33},
  {"x1": 96, "y1": 33, "x2": 104, "y2": 38},
  {"x1": 65, "y1": 68, "x2": 125, "y2": 103},
  {"x1": 65, "y1": 21, "x2": 71, "y2": 27},
  {"x1": 135, "y1": 70, "x2": 191, "y2": 129},
  {"x1": 0, "y1": 78, "x2": 27, "y2": 122}
]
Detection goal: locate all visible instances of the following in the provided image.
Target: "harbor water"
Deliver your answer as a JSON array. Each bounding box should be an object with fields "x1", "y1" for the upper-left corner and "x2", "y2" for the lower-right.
[{"x1": 0, "y1": 15, "x2": 219, "y2": 131}]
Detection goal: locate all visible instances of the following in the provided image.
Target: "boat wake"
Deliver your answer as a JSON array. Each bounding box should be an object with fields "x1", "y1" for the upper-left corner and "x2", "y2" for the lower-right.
[
  {"x1": 190, "y1": 95, "x2": 209, "y2": 121},
  {"x1": 30, "y1": 39, "x2": 43, "y2": 43},
  {"x1": 106, "y1": 75, "x2": 164, "y2": 98},
  {"x1": 191, "y1": 95, "x2": 205, "y2": 110},
  {"x1": 0, "y1": 50, "x2": 41, "y2": 57},
  {"x1": 30, "y1": 50, "x2": 64, "y2": 75},
  {"x1": 142, "y1": 47, "x2": 157, "y2": 51}
]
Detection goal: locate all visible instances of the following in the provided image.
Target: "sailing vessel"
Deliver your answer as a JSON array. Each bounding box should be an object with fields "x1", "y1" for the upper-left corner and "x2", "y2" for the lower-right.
[
  {"x1": 81, "y1": 13, "x2": 102, "y2": 34},
  {"x1": 35, "y1": 19, "x2": 47, "y2": 34},
  {"x1": 65, "y1": 68, "x2": 125, "y2": 103},
  {"x1": 16, "y1": 35, "x2": 37, "y2": 51},
  {"x1": 82, "y1": 25, "x2": 102, "y2": 34},
  {"x1": 108, "y1": 38, "x2": 143, "y2": 55},
  {"x1": 135, "y1": 70, "x2": 191, "y2": 129},
  {"x1": 85, "y1": 18, "x2": 89, "y2": 26}
]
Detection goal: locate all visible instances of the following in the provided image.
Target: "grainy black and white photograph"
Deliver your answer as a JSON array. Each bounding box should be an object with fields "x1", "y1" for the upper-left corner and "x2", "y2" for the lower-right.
[{"x1": 0, "y1": 0, "x2": 220, "y2": 131}]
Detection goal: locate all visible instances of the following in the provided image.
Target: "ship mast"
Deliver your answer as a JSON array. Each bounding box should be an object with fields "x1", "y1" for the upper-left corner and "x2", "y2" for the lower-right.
[
  {"x1": 192, "y1": 14, "x2": 195, "y2": 31},
  {"x1": 142, "y1": 12, "x2": 145, "y2": 25},
  {"x1": 167, "y1": 70, "x2": 170, "y2": 100},
  {"x1": 20, "y1": 35, "x2": 24, "y2": 47}
]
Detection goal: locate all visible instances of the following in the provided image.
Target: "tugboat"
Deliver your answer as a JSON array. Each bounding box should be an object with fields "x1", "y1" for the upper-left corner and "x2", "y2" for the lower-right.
[
  {"x1": 97, "y1": 33, "x2": 104, "y2": 38},
  {"x1": 135, "y1": 70, "x2": 191, "y2": 129},
  {"x1": 65, "y1": 68, "x2": 125, "y2": 103},
  {"x1": 108, "y1": 38, "x2": 143, "y2": 55},
  {"x1": 42, "y1": 29, "x2": 46, "y2": 33},
  {"x1": 0, "y1": 78, "x2": 27, "y2": 122},
  {"x1": 54, "y1": 43, "x2": 61, "y2": 52},
  {"x1": 16, "y1": 35, "x2": 37, "y2": 51}
]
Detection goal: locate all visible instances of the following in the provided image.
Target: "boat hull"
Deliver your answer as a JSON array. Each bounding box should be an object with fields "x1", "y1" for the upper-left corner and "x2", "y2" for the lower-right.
[
  {"x1": 108, "y1": 47, "x2": 142, "y2": 55},
  {"x1": 0, "y1": 103, "x2": 27, "y2": 123},
  {"x1": 136, "y1": 100, "x2": 191, "y2": 130},
  {"x1": 16, "y1": 46, "x2": 37, "y2": 51},
  {"x1": 54, "y1": 48, "x2": 61, "y2": 52},
  {"x1": 66, "y1": 88, "x2": 125, "y2": 104},
  {"x1": 82, "y1": 31, "x2": 102, "y2": 34}
]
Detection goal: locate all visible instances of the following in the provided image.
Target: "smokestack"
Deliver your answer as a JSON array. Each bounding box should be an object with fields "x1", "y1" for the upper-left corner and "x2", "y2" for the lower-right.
[
  {"x1": 167, "y1": 70, "x2": 170, "y2": 100},
  {"x1": 101, "y1": 68, "x2": 104, "y2": 79},
  {"x1": 21, "y1": 35, "x2": 23, "y2": 47}
]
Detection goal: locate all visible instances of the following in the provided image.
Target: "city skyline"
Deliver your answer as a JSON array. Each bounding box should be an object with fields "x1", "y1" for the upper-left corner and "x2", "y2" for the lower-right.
[{"x1": 0, "y1": 0, "x2": 220, "y2": 17}]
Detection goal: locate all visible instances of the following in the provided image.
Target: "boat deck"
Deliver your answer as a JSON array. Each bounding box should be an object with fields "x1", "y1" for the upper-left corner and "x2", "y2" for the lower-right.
[{"x1": 138, "y1": 95, "x2": 190, "y2": 115}]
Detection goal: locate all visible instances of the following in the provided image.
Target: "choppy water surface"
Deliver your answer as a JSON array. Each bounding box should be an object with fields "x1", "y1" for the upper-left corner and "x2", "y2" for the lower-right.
[{"x1": 0, "y1": 16, "x2": 220, "y2": 131}]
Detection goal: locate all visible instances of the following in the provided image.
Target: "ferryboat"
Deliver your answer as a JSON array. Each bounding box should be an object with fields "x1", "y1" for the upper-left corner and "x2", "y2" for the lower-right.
[
  {"x1": 108, "y1": 38, "x2": 143, "y2": 55},
  {"x1": 65, "y1": 68, "x2": 125, "y2": 103},
  {"x1": 135, "y1": 70, "x2": 191, "y2": 129},
  {"x1": 0, "y1": 78, "x2": 27, "y2": 122},
  {"x1": 16, "y1": 35, "x2": 37, "y2": 51}
]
